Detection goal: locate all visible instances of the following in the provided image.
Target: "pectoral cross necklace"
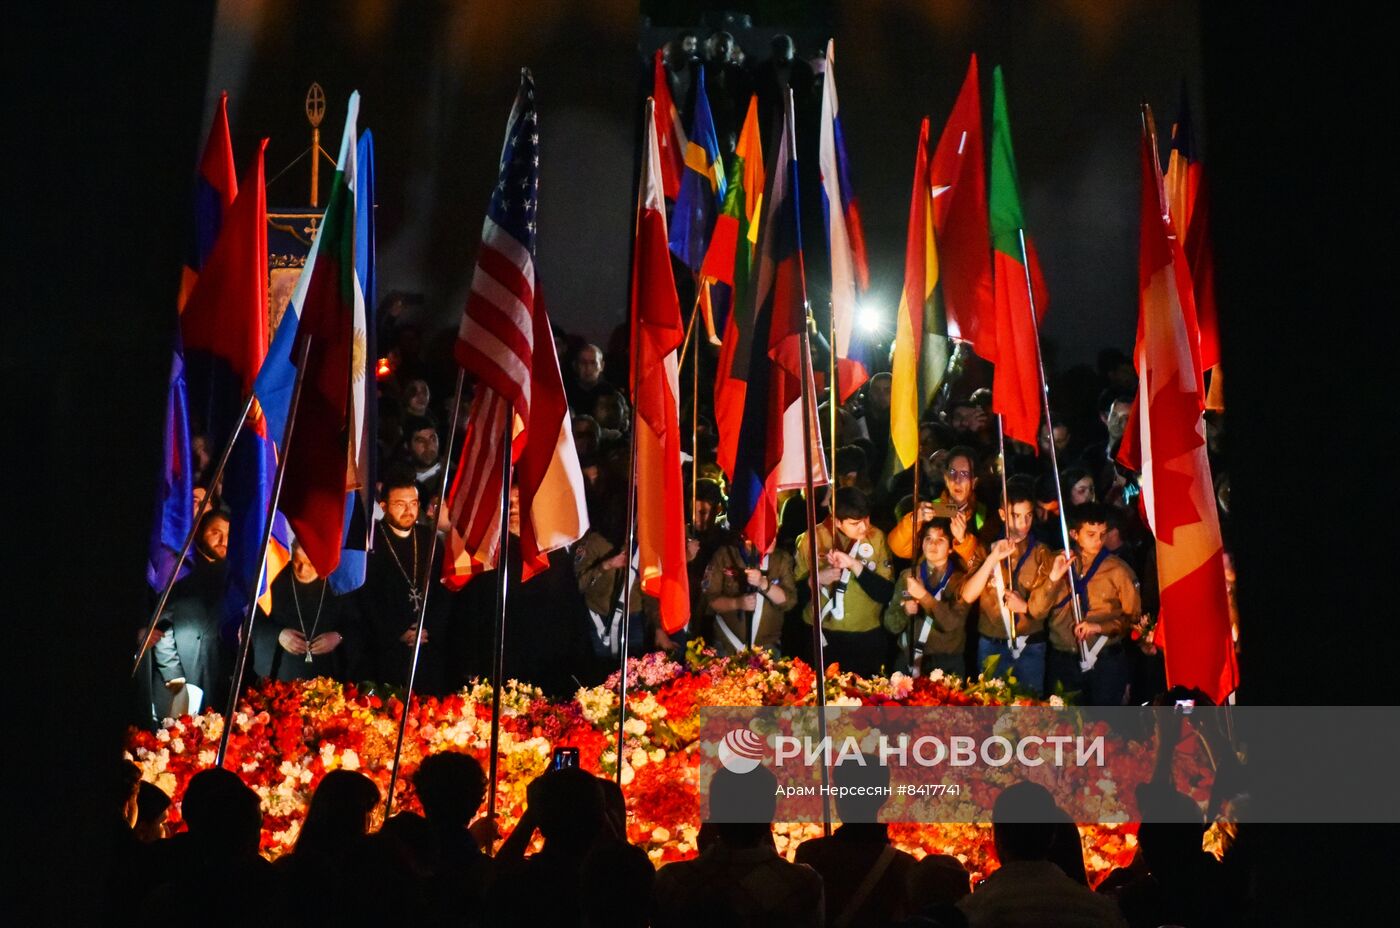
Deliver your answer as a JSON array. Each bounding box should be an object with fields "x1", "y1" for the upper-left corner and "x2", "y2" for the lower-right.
[
  {"x1": 381, "y1": 524, "x2": 424, "y2": 615},
  {"x1": 291, "y1": 579, "x2": 327, "y2": 663}
]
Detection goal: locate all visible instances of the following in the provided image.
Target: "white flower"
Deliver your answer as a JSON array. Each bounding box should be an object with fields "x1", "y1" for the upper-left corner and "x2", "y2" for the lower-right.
[
  {"x1": 651, "y1": 827, "x2": 671, "y2": 842},
  {"x1": 630, "y1": 748, "x2": 648, "y2": 769},
  {"x1": 623, "y1": 717, "x2": 647, "y2": 736},
  {"x1": 341, "y1": 749, "x2": 360, "y2": 771},
  {"x1": 1049, "y1": 694, "x2": 1066, "y2": 707}
]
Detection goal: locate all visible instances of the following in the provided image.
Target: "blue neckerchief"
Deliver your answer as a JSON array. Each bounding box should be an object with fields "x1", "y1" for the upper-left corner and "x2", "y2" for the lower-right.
[
  {"x1": 918, "y1": 561, "x2": 955, "y2": 601},
  {"x1": 1055, "y1": 547, "x2": 1110, "y2": 612},
  {"x1": 1000, "y1": 536, "x2": 1036, "y2": 589}
]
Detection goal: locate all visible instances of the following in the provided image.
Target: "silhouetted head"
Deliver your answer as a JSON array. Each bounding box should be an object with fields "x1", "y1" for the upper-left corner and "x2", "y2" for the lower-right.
[
  {"x1": 296, "y1": 770, "x2": 380, "y2": 856},
  {"x1": 991, "y1": 781, "x2": 1061, "y2": 863},
  {"x1": 181, "y1": 768, "x2": 263, "y2": 858},
  {"x1": 706, "y1": 765, "x2": 778, "y2": 848},
  {"x1": 528, "y1": 768, "x2": 607, "y2": 852},
  {"x1": 413, "y1": 751, "x2": 487, "y2": 828},
  {"x1": 833, "y1": 754, "x2": 890, "y2": 824}
]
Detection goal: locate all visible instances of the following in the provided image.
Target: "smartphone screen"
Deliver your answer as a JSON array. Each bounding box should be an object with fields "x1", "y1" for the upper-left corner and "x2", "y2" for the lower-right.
[{"x1": 552, "y1": 746, "x2": 579, "y2": 771}]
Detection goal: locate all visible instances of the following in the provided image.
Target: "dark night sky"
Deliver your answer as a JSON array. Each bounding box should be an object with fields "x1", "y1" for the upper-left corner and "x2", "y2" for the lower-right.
[{"x1": 208, "y1": 0, "x2": 1201, "y2": 372}]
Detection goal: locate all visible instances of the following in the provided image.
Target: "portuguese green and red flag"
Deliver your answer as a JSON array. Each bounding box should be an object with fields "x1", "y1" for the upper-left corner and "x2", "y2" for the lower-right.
[{"x1": 987, "y1": 66, "x2": 1050, "y2": 449}]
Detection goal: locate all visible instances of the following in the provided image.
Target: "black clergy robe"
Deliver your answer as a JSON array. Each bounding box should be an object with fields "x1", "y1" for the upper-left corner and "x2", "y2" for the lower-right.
[
  {"x1": 251, "y1": 570, "x2": 360, "y2": 683},
  {"x1": 356, "y1": 522, "x2": 450, "y2": 694}
]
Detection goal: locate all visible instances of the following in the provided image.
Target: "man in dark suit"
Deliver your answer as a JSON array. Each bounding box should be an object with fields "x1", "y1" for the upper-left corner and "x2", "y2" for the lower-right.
[{"x1": 151, "y1": 509, "x2": 232, "y2": 716}]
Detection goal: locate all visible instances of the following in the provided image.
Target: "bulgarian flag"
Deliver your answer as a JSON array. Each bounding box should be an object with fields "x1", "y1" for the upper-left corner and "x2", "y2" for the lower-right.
[
  {"x1": 632, "y1": 100, "x2": 690, "y2": 632},
  {"x1": 276, "y1": 92, "x2": 362, "y2": 576},
  {"x1": 711, "y1": 97, "x2": 764, "y2": 480},
  {"x1": 988, "y1": 66, "x2": 1050, "y2": 449},
  {"x1": 888, "y1": 117, "x2": 949, "y2": 477},
  {"x1": 1119, "y1": 110, "x2": 1237, "y2": 703}
]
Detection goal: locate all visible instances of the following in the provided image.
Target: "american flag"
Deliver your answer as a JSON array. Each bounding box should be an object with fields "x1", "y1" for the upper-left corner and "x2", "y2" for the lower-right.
[{"x1": 443, "y1": 70, "x2": 587, "y2": 586}]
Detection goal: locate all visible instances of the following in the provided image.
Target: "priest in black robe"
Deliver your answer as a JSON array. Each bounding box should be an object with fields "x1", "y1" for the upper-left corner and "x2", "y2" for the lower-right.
[
  {"x1": 151, "y1": 510, "x2": 232, "y2": 716},
  {"x1": 356, "y1": 472, "x2": 450, "y2": 694},
  {"x1": 251, "y1": 541, "x2": 360, "y2": 682}
]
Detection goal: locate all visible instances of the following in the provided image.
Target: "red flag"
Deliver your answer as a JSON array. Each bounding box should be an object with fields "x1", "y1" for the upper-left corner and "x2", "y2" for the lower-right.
[
  {"x1": 443, "y1": 72, "x2": 588, "y2": 587},
  {"x1": 631, "y1": 102, "x2": 690, "y2": 632},
  {"x1": 179, "y1": 92, "x2": 237, "y2": 310},
  {"x1": 652, "y1": 49, "x2": 687, "y2": 201},
  {"x1": 1164, "y1": 91, "x2": 1220, "y2": 375},
  {"x1": 930, "y1": 55, "x2": 994, "y2": 359},
  {"x1": 1119, "y1": 112, "x2": 1237, "y2": 704}
]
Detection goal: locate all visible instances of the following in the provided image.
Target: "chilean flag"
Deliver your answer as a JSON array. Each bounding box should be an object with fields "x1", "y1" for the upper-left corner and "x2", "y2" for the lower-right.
[{"x1": 728, "y1": 93, "x2": 828, "y2": 554}]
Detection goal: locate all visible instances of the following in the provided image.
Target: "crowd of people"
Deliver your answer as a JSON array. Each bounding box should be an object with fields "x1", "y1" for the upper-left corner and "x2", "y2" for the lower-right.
[
  {"x1": 134, "y1": 296, "x2": 1234, "y2": 727},
  {"x1": 112, "y1": 712, "x2": 1251, "y2": 928}
]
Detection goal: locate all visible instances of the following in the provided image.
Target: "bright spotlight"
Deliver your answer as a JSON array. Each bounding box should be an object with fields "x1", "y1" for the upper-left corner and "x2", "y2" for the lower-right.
[{"x1": 856, "y1": 302, "x2": 884, "y2": 334}]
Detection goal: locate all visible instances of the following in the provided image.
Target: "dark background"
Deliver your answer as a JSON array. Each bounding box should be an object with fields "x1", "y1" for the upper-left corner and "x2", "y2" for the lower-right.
[
  {"x1": 207, "y1": 0, "x2": 1200, "y2": 369},
  {"x1": 6, "y1": 1, "x2": 1394, "y2": 921}
]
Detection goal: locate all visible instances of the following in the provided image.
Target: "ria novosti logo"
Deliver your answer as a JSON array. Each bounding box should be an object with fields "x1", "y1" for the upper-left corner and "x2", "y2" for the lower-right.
[{"x1": 717, "y1": 727, "x2": 766, "y2": 774}]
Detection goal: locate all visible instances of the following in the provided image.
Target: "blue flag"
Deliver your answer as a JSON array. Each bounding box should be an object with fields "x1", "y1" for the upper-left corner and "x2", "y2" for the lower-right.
[
  {"x1": 147, "y1": 341, "x2": 195, "y2": 591},
  {"x1": 329, "y1": 127, "x2": 377, "y2": 594},
  {"x1": 668, "y1": 68, "x2": 726, "y2": 272}
]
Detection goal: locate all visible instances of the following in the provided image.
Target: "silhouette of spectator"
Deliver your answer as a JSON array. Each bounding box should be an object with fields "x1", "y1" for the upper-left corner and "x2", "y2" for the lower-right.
[
  {"x1": 140, "y1": 768, "x2": 277, "y2": 924},
  {"x1": 904, "y1": 853, "x2": 972, "y2": 927},
  {"x1": 1105, "y1": 783, "x2": 1227, "y2": 928},
  {"x1": 274, "y1": 771, "x2": 381, "y2": 922},
  {"x1": 654, "y1": 765, "x2": 824, "y2": 926},
  {"x1": 413, "y1": 751, "x2": 495, "y2": 923},
  {"x1": 133, "y1": 780, "x2": 172, "y2": 843},
  {"x1": 795, "y1": 754, "x2": 917, "y2": 926},
  {"x1": 104, "y1": 760, "x2": 147, "y2": 913},
  {"x1": 580, "y1": 776, "x2": 655, "y2": 928},
  {"x1": 486, "y1": 767, "x2": 626, "y2": 925},
  {"x1": 956, "y1": 782, "x2": 1126, "y2": 928}
]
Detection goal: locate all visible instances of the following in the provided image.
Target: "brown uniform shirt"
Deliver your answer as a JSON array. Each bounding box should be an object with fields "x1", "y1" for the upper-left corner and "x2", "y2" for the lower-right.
[
  {"x1": 883, "y1": 563, "x2": 970, "y2": 657},
  {"x1": 794, "y1": 522, "x2": 895, "y2": 633},
  {"x1": 968, "y1": 537, "x2": 1055, "y2": 640},
  {"x1": 573, "y1": 531, "x2": 658, "y2": 627},
  {"x1": 1030, "y1": 552, "x2": 1141, "y2": 653},
  {"x1": 702, "y1": 546, "x2": 797, "y2": 654}
]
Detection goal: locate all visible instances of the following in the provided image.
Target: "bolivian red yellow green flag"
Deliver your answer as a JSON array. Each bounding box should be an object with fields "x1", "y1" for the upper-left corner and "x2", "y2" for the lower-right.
[
  {"x1": 988, "y1": 66, "x2": 1050, "y2": 449},
  {"x1": 889, "y1": 117, "x2": 948, "y2": 477}
]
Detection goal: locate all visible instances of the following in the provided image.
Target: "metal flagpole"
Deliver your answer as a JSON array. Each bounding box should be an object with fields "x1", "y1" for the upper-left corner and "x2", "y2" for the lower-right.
[
  {"x1": 1016, "y1": 228, "x2": 1090, "y2": 666},
  {"x1": 216, "y1": 337, "x2": 312, "y2": 767},
  {"x1": 132, "y1": 392, "x2": 256, "y2": 677},
  {"x1": 616, "y1": 101, "x2": 647, "y2": 785},
  {"x1": 384, "y1": 369, "x2": 466, "y2": 817},
  {"x1": 800, "y1": 304, "x2": 833, "y2": 838},
  {"x1": 485, "y1": 422, "x2": 514, "y2": 818},
  {"x1": 788, "y1": 89, "x2": 832, "y2": 836},
  {"x1": 691, "y1": 272, "x2": 702, "y2": 525},
  {"x1": 828, "y1": 301, "x2": 838, "y2": 480},
  {"x1": 615, "y1": 403, "x2": 640, "y2": 784},
  {"x1": 994, "y1": 414, "x2": 1021, "y2": 649}
]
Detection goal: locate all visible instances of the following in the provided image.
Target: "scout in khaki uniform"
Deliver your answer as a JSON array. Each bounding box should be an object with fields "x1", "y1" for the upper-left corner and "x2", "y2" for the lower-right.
[
  {"x1": 884, "y1": 517, "x2": 971, "y2": 678},
  {"x1": 1031, "y1": 502, "x2": 1141, "y2": 705},
  {"x1": 958, "y1": 479, "x2": 1055, "y2": 691},
  {"x1": 702, "y1": 538, "x2": 797, "y2": 655},
  {"x1": 573, "y1": 529, "x2": 655, "y2": 660},
  {"x1": 795, "y1": 487, "x2": 896, "y2": 678}
]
